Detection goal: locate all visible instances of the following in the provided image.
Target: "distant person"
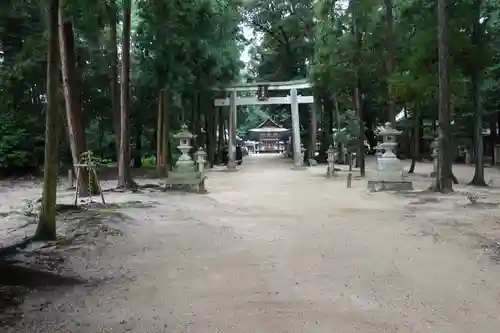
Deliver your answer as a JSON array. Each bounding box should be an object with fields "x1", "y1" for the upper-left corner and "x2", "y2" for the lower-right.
[{"x1": 220, "y1": 145, "x2": 243, "y2": 166}]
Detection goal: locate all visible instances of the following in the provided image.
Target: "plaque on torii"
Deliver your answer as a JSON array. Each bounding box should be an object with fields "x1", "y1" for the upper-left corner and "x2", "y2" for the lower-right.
[{"x1": 257, "y1": 84, "x2": 269, "y2": 101}]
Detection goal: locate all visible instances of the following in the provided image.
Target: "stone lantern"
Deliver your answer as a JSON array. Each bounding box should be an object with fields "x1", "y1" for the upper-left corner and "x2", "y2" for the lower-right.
[
  {"x1": 173, "y1": 124, "x2": 196, "y2": 172},
  {"x1": 326, "y1": 144, "x2": 336, "y2": 178},
  {"x1": 165, "y1": 124, "x2": 207, "y2": 193},
  {"x1": 367, "y1": 122, "x2": 412, "y2": 191}
]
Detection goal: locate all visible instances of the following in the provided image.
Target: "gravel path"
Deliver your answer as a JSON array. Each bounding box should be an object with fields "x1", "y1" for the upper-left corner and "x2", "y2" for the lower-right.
[{"x1": 4, "y1": 154, "x2": 500, "y2": 332}]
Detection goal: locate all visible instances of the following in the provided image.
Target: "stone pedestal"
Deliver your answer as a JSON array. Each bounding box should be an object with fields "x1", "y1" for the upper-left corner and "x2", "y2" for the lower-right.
[
  {"x1": 367, "y1": 122, "x2": 413, "y2": 191},
  {"x1": 165, "y1": 124, "x2": 206, "y2": 193}
]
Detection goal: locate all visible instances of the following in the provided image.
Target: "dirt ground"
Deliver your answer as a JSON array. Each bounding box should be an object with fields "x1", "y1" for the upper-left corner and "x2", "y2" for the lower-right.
[{"x1": 2, "y1": 154, "x2": 500, "y2": 332}]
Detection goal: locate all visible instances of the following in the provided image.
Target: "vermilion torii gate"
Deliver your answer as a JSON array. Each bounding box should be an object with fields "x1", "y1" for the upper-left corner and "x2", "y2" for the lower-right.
[{"x1": 213, "y1": 79, "x2": 314, "y2": 170}]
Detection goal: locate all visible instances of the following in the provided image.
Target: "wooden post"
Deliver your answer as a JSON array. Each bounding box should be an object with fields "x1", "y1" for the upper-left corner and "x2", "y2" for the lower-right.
[
  {"x1": 290, "y1": 88, "x2": 302, "y2": 168},
  {"x1": 228, "y1": 90, "x2": 237, "y2": 169}
]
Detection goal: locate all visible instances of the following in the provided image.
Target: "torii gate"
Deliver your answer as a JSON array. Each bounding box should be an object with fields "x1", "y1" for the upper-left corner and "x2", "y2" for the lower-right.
[{"x1": 213, "y1": 79, "x2": 314, "y2": 170}]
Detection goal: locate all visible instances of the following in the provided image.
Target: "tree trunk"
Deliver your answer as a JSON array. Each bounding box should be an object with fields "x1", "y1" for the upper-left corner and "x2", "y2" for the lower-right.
[
  {"x1": 212, "y1": 106, "x2": 220, "y2": 165},
  {"x1": 58, "y1": 2, "x2": 98, "y2": 196},
  {"x1": 318, "y1": 94, "x2": 332, "y2": 163},
  {"x1": 117, "y1": 0, "x2": 136, "y2": 189},
  {"x1": 352, "y1": 0, "x2": 365, "y2": 177},
  {"x1": 309, "y1": 102, "x2": 317, "y2": 160},
  {"x1": 35, "y1": 0, "x2": 60, "y2": 241},
  {"x1": 332, "y1": 93, "x2": 344, "y2": 163},
  {"x1": 162, "y1": 89, "x2": 170, "y2": 171},
  {"x1": 436, "y1": 0, "x2": 454, "y2": 192},
  {"x1": 206, "y1": 101, "x2": 217, "y2": 167},
  {"x1": 489, "y1": 116, "x2": 496, "y2": 165},
  {"x1": 109, "y1": 4, "x2": 121, "y2": 161},
  {"x1": 217, "y1": 108, "x2": 224, "y2": 164},
  {"x1": 408, "y1": 107, "x2": 420, "y2": 173},
  {"x1": 156, "y1": 90, "x2": 165, "y2": 177},
  {"x1": 469, "y1": 0, "x2": 487, "y2": 186},
  {"x1": 133, "y1": 122, "x2": 142, "y2": 168},
  {"x1": 384, "y1": 0, "x2": 396, "y2": 123},
  {"x1": 193, "y1": 92, "x2": 201, "y2": 149}
]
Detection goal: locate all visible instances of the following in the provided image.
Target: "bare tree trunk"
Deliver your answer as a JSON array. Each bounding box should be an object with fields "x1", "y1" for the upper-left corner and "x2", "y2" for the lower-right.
[
  {"x1": 109, "y1": 2, "x2": 121, "y2": 161},
  {"x1": 206, "y1": 101, "x2": 217, "y2": 167},
  {"x1": 212, "y1": 106, "x2": 220, "y2": 165},
  {"x1": 436, "y1": 0, "x2": 454, "y2": 192},
  {"x1": 332, "y1": 93, "x2": 344, "y2": 163},
  {"x1": 384, "y1": 0, "x2": 396, "y2": 123},
  {"x1": 489, "y1": 116, "x2": 496, "y2": 165},
  {"x1": 469, "y1": 0, "x2": 487, "y2": 186},
  {"x1": 408, "y1": 107, "x2": 420, "y2": 173},
  {"x1": 133, "y1": 122, "x2": 142, "y2": 168},
  {"x1": 156, "y1": 90, "x2": 165, "y2": 177},
  {"x1": 117, "y1": 0, "x2": 136, "y2": 189},
  {"x1": 217, "y1": 108, "x2": 224, "y2": 164},
  {"x1": 36, "y1": 0, "x2": 60, "y2": 241},
  {"x1": 193, "y1": 92, "x2": 201, "y2": 149},
  {"x1": 58, "y1": 1, "x2": 98, "y2": 195},
  {"x1": 309, "y1": 102, "x2": 317, "y2": 160},
  {"x1": 352, "y1": 0, "x2": 365, "y2": 177},
  {"x1": 162, "y1": 89, "x2": 170, "y2": 172}
]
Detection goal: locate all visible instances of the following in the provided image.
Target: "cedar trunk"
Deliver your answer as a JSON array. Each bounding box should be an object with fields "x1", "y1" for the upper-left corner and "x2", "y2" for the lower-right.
[
  {"x1": 156, "y1": 91, "x2": 165, "y2": 177},
  {"x1": 352, "y1": 0, "x2": 365, "y2": 177},
  {"x1": 217, "y1": 108, "x2": 224, "y2": 164},
  {"x1": 117, "y1": 0, "x2": 136, "y2": 189},
  {"x1": 385, "y1": 0, "x2": 396, "y2": 123},
  {"x1": 109, "y1": 4, "x2": 121, "y2": 161},
  {"x1": 408, "y1": 107, "x2": 420, "y2": 173},
  {"x1": 436, "y1": 0, "x2": 454, "y2": 192},
  {"x1": 309, "y1": 102, "x2": 317, "y2": 160},
  {"x1": 162, "y1": 89, "x2": 170, "y2": 172},
  {"x1": 469, "y1": 0, "x2": 487, "y2": 186},
  {"x1": 58, "y1": 3, "x2": 98, "y2": 195},
  {"x1": 36, "y1": 0, "x2": 60, "y2": 241}
]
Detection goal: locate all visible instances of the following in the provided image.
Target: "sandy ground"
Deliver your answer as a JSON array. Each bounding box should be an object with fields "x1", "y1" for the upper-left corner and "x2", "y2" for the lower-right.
[{"x1": 2, "y1": 154, "x2": 500, "y2": 332}]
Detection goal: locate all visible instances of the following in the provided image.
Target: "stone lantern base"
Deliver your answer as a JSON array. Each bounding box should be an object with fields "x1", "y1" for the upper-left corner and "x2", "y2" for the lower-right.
[{"x1": 367, "y1": 156, "x2": 413, "y2": 192}]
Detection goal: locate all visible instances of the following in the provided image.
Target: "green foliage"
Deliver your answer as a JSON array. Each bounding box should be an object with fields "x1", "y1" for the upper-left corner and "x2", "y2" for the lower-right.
[
  {"x1": 0, "y1": 0, "x2": 242, "y2": 171},
  {"x1": 4, "y1": 0, "x2": 500, "y2": 172}
]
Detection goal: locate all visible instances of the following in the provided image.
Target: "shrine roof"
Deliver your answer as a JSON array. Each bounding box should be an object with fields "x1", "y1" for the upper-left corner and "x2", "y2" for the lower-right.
[{"x1": 249, "y1": 118, "x2": 289, "y2": 132}]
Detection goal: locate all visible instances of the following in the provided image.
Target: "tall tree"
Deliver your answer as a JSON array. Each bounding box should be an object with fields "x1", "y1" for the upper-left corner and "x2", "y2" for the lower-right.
[
  {"x1": 117, "y1": 0, "x2": 136, "y2": 189},
  {"x1": 351, "y1": 0, "x2": 365, "y2": 177},
  {"x1": 436, "y1": 0, "x2": 453, "y2": 192},
  {"x1": 35, "y1": 0, "x2": 60, "y2": 241},
  {"x1": 469, "y1": 0, "x2": 487, "y2": 186},
  {"x1": 109, "y1": 0, "x2": 121, "y2": 161},
  {"x1": 58, "y1": 0, "x2": 99, "y2": 195},
  {"x1": 385, "y1": 0, "x2": 396, "y2": 123}
]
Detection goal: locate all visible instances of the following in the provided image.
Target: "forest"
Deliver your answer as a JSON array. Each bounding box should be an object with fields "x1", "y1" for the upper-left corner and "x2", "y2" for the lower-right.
[{"x1": 1, "y1": 0, "x2": 499, "y2": 239}]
